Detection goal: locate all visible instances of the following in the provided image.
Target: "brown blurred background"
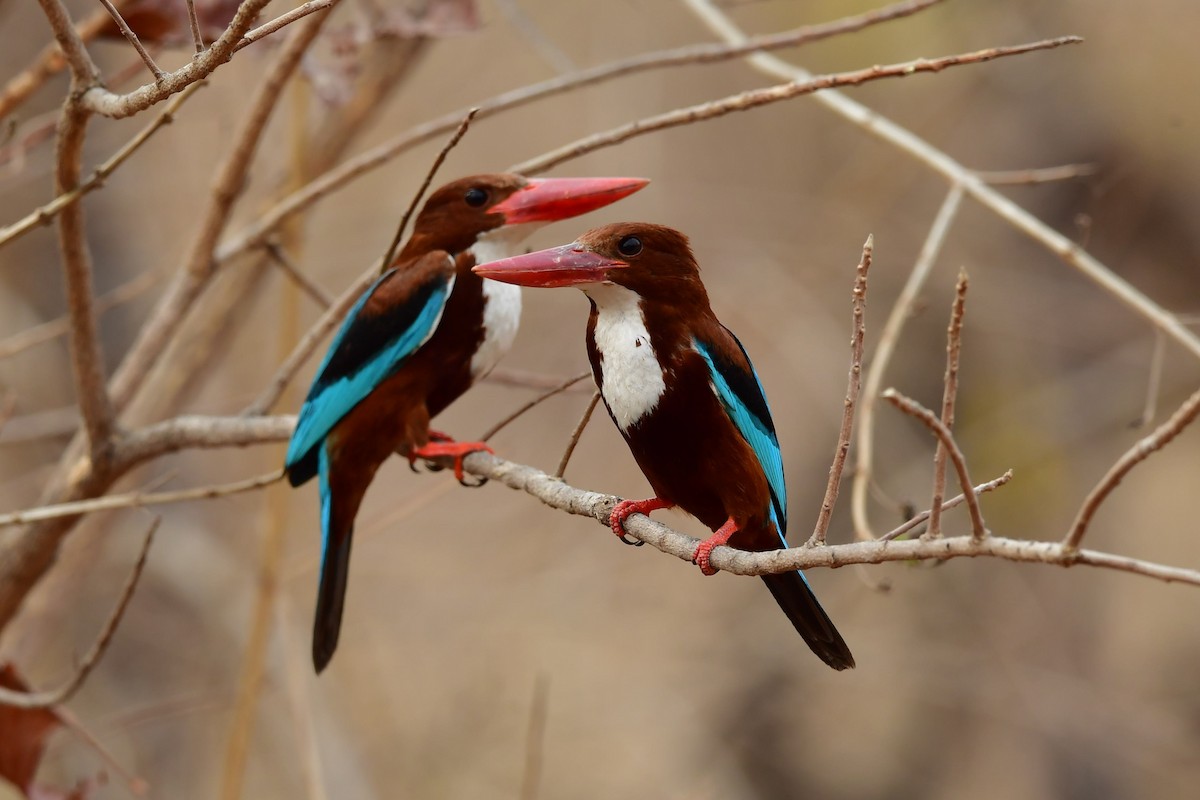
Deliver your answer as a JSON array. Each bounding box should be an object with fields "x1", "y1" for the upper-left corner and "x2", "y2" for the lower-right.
[{"x1": 2, "y1": 1, "x2": 1199, "y2": 798}]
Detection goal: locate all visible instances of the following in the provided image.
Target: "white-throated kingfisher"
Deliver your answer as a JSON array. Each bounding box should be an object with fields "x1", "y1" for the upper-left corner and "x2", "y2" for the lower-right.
[
  {"x1": 473, "y1": 223, "x2": 854, "y2": 670},
  {"x1": 285, "y1": 175, "x2": 648, "y2": 672}
]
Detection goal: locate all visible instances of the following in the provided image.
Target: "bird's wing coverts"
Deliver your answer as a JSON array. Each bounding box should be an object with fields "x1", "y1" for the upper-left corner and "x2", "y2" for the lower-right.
[{"x1": 286, "y1": 252, "x2": 455, "y2": 472}]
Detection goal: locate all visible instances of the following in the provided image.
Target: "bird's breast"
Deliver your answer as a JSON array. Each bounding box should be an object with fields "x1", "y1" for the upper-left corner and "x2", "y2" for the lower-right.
[
  {"x1": 589, "y1": 288, "x2": 667, "y2": 431},
  {"x1": 471, "y1": 277, "x2": 521, "y2": 378}
]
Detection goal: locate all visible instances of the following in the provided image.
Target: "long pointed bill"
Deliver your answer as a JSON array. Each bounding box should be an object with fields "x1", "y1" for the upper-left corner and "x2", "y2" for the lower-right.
[
  {"x1": 490, "y1": 177, "x2": 649, "y2": 225},
  {"x1": 473, "y1": 244, "x2": 628, "y2": 288}
]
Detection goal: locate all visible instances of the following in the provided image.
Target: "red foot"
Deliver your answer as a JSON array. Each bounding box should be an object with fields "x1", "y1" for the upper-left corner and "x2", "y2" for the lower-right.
[
  {"x1": 427, "y1": 429, "x2": 454, "y2": 443},
  {"x1": 610, "y1": 497, "x2": 673, "y2": 545},
  {"x1": 410, "y1": 440, "x2": 493, "y2": 483},
  {"x1": 693, "y1": 518, "x2": 738, "y2": 576}
]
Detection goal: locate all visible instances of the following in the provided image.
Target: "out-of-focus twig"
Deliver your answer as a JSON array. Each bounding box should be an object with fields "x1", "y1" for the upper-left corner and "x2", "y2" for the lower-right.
[
  {"x1": 264, "y1": 243, "x2": 334, "y2": 308},
  {"x1": 0, "y1": 83, "x2": 204, "y2": 252},
  {"x1": 974, "y1": 162, "x2": 1098, "y2": 185},
  {"x1": 0, "y1": 470, "x2": 285, "y2": 528},
  {"x1": 808, "y1": 235, "x2": 871, "y2": 547},
  {"x1": 0, "y1": 518, "x2": 157, "y2": 708}
]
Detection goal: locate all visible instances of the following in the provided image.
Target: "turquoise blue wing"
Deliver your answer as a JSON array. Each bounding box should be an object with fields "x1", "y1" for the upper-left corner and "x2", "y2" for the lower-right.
[
  {"x1": 285, "y1": 265, "x2": 454, "y2": 478},
  {"x1": 694, "y1": 331, "x2": 788, "y2": 543}
]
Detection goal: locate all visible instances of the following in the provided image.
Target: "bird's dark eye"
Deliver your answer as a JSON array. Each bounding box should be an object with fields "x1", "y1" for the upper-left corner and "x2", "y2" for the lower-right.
[
  {"x1": 464, "y1": 187, "x2": 489, "y2": 207},
  {"x1": 617, "y1": 235, "x2": 642, "y2": 257}
]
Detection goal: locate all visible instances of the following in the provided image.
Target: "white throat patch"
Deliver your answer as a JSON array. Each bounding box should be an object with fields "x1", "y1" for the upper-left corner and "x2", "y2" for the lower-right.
[
  {"x1": 468, "y1": 225, "x2": 541, "y2": 378},
  {"x1": 584, "y1": 283, "x2": 666, "y2": 431}
]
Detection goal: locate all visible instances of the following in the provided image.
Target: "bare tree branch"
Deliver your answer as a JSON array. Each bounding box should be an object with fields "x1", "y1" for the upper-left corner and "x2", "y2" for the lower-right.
[
  {"x1": 111, "y1": 8, "x2": 334, "y2": 415},
  {"x1": 808, "y1": 235, "x2": 871, "y2": 547},
  {"x1": 684, "y1": 0, "x2": 1200, "y2": 361},
  {"x1": 81, "y1": 0, "x2": 275, "y2": 119},
  {"x1": 509, "y1": 37, "x2": 1082, "y2": 175},
  {"x1": 213, "y1": 0, "x2": 946, "y2": 262},
  {"x1": 480, "y1": 372, "x2": 591, "y2": 442},
  {"x1": 927, "y1": 270, "x2": 968, "y2": 539}
]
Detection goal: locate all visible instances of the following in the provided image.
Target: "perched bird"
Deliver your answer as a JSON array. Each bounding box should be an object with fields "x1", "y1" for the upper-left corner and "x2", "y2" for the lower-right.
[
  {"x1": 285, "y1": 174, "x2": 648, "y2": 672},
  {"x1": 474, "y1": 223, "x2": 854, "y2": 669}
]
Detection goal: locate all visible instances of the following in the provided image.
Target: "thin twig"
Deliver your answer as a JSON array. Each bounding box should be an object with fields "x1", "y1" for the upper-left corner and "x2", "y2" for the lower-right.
[
  {"x1": 685, "y1": 0, "x2": 1200, "y2": 361},
  {"x1": 263, "y1": 243, "x2": 334, "y2": 307},
  {"x1": 518, "y1": 673, "x2": 551, "y2": 800},
  {"x1": 0, "y1": 83, "x2": 205, "y2": 251},
  {"x1": 236, "y1": 0, "x2": 338, "y2": 51},
  {"x1": 926, "y1": 270, "x2": 968, "y2": 539},
  {"x1": 852, "y1": 184, "x2": 963, "y2": 540},
  {"x1": 808, "y1": 235, "x2": 871, "y2": 546},
  {"x1": 380, "y1": 107, "x2": 478, "y2": 273},
  {"x1": 495, "y1": 0, "x2": 575, "y2": 73},
  {"x1": 186, "y1": 0, "x2": 205, "y2": 52},
  {"x1": 96, "y1": 0, "x2": 167, "y2": 81},
  {"x1": 213, "y1": 0, "x2": 946, "y2": 262},
  {"x1": 0, "y1": 270, "x2": 161, "y2": 362},
  {"x1": 510, "y1": 37, "x2": 1081, "y2": 175},
  {"x1": 0, "y1": 518, "x2": 157, "y2": 708},
  {"x1": 883, "y1": 471, "x2": 1014, "y2": 541},
  {"x1": 556, "y1": 391, "x2": 601, "y2": 479},
  {"x1": 0, "y1": 470, "x2": 285, "y2": 528},
  {"x1": 1133, "y1": 330, "x2": 1166, "y2": 428},
  {"x1": 974, "y1": 163, "x2": 1098, "y2": 185},
  {"x1": 479, "y1": 372, "x2": 591, "y2": 442},
  {"x1": 1065, "y1": 385, "x2": 1200, "y2": 551},
  {"x1": 485, "y1": 367, "x2": 598, "y2": 392},
  {"x1": 242, "y1": 265, "x2": 379, "y2": 416},
  {"x1": 881, "y1": 389, "x2": 987, "y2": 541}
]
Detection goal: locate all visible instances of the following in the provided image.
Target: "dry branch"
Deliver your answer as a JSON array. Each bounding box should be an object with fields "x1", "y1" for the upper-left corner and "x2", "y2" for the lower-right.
[
  {"x1": 509, "y1": 37, "x2": 1082, "y2": 175},
  {"x1": 212, "y1": 0, "x2": 945, "y2": 263},
  {"x1": 808, "y1": 236, "x2": 871, "y2": 547},
  {"x1": 881, "y1": 389, "x2": 987, "y2": 540},
  {"x1": 685, "y1": 0, "x2": 1200, "y2": 361},
  {"x1": 927, "y1": 271, "x2": 968, "y2": 539},
  {"x1": 853, "y1": 184, "x2": 964, "y2": 540}
]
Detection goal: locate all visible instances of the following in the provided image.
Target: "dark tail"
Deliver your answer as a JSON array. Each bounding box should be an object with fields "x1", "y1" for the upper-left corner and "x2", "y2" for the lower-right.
[
  {"x1": 761, "y1": 571, "x2": 855, "y2": 670},
  {"x1": 313, "y1": 528, "x2": 353, "y2": 673}
]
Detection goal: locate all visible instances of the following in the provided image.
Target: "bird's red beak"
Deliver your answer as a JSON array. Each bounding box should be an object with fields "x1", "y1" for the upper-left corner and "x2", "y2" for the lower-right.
[
  {"x1": 489, "y1": 177, "x2": 649, "y2": 225},
  {"x1": 473, "y1": 243, "x2": 627, "y2": 288}
]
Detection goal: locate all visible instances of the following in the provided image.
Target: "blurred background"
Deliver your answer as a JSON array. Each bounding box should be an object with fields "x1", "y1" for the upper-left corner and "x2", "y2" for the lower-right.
[{"x1": 1, "y1": 1, "x2": 1199, "y2": 798}]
